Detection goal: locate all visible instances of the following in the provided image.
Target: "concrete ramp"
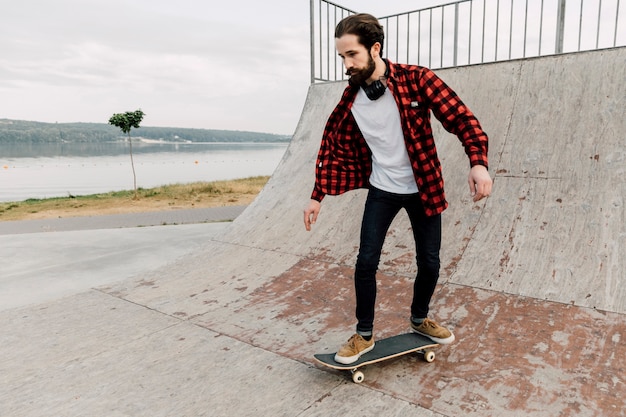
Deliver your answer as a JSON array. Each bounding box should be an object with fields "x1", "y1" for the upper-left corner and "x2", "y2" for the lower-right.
[
  {"x1": 102, "y1": 48, "x2": 624, "y2": 416},
  {"x1": 228, "y1": 47, "x2": 625, "y2": 311}
]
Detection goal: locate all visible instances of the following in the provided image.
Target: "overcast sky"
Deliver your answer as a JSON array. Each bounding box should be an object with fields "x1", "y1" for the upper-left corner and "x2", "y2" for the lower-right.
[{"x1": 0, "y1": 0, "x2": 441, "y2": 135}]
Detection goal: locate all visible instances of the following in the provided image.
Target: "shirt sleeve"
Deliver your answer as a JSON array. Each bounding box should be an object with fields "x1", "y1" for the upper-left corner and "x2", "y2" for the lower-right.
[{"x1": 420, "y1": 68, "x2": 489, "y2": 169}]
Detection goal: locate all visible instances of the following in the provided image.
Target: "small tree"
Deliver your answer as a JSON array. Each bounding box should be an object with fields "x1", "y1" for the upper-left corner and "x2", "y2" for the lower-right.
[{"x1": 108, "y1": 109, "x2": 145, "y2": 198}]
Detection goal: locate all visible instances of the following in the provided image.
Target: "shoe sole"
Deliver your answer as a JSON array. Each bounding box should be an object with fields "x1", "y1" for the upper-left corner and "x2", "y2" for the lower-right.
[{"x1": 333, "y1": 342, "x2": 375, "y2": 365}]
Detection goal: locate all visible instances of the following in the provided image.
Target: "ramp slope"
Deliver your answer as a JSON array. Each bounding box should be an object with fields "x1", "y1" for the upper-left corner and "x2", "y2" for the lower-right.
[
  {"x1": 228, "y1": 47, "x2": 625, "y2": 314},
  {"x1": 103, "y1": 48, "x2": 625, "y2": 416}
]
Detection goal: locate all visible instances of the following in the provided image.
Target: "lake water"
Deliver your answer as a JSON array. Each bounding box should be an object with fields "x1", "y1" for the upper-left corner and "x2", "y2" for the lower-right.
[{"x1": 0, "y1": 141, "x2": 288, "y2": 202}]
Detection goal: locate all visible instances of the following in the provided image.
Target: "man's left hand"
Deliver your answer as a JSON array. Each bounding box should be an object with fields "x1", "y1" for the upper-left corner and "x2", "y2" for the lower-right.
[{"x1": 468, "y1": 165, "x2": 493, "y2": 202}]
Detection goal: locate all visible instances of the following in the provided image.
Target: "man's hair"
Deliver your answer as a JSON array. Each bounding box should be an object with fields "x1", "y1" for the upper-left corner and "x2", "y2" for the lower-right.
[{"x1": 335, "y1": 13, "x2": 385, "y2": 55}]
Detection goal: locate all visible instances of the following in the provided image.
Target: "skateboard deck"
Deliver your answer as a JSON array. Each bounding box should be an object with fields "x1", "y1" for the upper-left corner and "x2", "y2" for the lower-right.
[{"x1": 314, "y1": 332, "x2": 439, "y2": 383}]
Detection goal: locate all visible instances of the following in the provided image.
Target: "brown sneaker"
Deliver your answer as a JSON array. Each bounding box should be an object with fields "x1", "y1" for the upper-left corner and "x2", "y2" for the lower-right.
[
  {"x1": 334, "y1": 334, "x2": 375, "y2": 364},
  {"x1": 411, "y1": 318, "x2": 455, "y2": 344}
]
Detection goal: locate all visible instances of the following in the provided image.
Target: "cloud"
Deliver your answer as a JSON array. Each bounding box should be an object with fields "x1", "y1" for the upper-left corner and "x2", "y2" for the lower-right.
[{"x1": 0, "y1": 0, "x2": 311, "y2": 134}]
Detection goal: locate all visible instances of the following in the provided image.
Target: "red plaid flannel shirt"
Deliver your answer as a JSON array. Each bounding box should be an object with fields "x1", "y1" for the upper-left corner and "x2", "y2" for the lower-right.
[{"x1": 310, "y1": 60, "x2": 489, "y2": 216}]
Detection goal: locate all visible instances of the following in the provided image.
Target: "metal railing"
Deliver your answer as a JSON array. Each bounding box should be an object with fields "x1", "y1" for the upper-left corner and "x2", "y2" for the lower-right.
[{"x1": 311, "y1": 0, "x2": 625, "y2": 82}]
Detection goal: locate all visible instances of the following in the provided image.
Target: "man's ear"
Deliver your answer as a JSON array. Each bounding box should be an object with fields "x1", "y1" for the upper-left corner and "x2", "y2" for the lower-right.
[{"x1": 370, "y1": 42, "x2": 381, "y2": 58}]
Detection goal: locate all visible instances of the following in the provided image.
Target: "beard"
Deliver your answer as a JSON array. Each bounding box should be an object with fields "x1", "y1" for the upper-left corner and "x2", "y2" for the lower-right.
[{"x1": 346, "y1": 53, "x2": 376, "y2": 85}]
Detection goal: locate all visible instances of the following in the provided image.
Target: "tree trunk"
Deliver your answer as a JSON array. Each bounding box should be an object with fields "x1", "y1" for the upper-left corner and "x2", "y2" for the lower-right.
[{"x1": 127, "y1": 132, "x2": 138, "y2": 198}]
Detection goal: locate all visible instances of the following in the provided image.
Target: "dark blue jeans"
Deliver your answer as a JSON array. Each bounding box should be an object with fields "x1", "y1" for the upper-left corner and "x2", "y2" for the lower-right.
[{"x1": 355, "y1": 186, "x2": 442, "y2": 334}]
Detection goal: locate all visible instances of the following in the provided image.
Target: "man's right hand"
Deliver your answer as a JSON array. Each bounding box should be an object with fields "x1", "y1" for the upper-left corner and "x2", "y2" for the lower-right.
[{"x1": 303, "y1": 199, "x2": 321, "y2": 231}]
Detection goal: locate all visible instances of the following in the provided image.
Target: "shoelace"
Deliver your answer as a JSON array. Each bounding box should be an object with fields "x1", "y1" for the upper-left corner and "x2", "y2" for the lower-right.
[
  {"x1": 346, "y1": 334, "x2": 359, "y2": 348},
  {"x1": 421, "y1": 319, "x2": 438, "y2": 329}
]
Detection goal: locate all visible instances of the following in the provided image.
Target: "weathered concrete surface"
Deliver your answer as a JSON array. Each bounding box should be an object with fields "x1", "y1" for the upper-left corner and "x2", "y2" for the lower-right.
[
  {"x1": 0, "y1": 292, "x2": 338, "y2": 417},
  {"x1": 1, "y1": 288, "x2": 440, "y2": 417},
  {"x1": 1, "y1": 47, "x2": 624, "y2": 416},
  {"x1": 225, "y1": 47, "x2": 625, "y2": 314}
]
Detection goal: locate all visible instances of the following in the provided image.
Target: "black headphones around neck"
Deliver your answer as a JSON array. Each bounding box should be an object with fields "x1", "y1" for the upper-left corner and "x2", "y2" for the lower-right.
[{"x1": 362, "y1": 60, "x2": 389, "y2": 101}]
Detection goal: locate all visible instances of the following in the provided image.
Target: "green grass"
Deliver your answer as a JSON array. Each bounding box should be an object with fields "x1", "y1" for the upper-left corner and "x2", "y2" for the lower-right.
[{"x1": 0, "y1": 176, "x2": 269, "y2": 221}]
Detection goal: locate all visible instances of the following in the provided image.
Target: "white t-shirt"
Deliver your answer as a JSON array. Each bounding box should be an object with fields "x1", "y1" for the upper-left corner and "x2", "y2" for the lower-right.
[{"x1": 351, "y1": 87, "x2": 418, "y2": 194}]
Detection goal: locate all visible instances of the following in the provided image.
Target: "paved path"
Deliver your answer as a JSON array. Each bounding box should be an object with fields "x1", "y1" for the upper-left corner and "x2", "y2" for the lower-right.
[
  {"x1": 0, "y1": 207, "x2": 246, "y2": 311},
  {"x1": 0, "y1": 205, "x2": 246, "y2": 234}
]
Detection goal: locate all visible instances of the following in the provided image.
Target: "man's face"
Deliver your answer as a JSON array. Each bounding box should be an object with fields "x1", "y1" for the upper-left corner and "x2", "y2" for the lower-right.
[{"x1": 335, "y1": 34, "x2": 376, "y2": 85}]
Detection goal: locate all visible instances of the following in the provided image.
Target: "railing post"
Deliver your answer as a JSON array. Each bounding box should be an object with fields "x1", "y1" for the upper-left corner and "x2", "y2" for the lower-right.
[
  {"x1": 453, "y1": 3, "x2": 459, "y2": 67},
  {"x1": 310, "y1": 0, "x2": 315, "y2": 84},
  {"x1": 555, "y1": 0, "x2": 566, "y2": 54}
]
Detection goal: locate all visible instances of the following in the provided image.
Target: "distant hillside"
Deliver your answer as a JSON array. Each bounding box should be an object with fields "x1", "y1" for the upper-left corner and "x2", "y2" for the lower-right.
[{"x1": 0, "y1": 119, "x2": 291, "y2": 143}]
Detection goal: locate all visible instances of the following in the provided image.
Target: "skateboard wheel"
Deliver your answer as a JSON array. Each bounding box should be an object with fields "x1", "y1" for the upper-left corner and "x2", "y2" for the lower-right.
[
  {"x1": 423, "y1": 350, "x2": 436, "y2": 363},
  {"x1": 352, "y1": 370, "x2": 365, "y2": 383}
]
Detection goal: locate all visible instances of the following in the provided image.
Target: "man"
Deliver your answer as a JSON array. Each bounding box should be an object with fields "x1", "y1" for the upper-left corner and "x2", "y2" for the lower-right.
[{"x1": 303, "y1": 13, "x2": 492, "y2": 365}]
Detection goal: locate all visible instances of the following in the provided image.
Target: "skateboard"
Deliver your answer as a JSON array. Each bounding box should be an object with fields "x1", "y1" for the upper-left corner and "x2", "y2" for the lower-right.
[{"x1": 314, "y1": 332, "x2": 439, "y2": 383}]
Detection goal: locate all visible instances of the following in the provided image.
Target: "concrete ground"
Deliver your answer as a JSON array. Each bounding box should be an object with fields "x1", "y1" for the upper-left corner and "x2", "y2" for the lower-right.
[{"x1": 1, "y1": 207, "x2": 436, "y2": 417}]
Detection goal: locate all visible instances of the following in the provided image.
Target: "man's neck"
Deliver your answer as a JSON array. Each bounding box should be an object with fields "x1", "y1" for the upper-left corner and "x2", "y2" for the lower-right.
[{"x1": 365, "y1": 57, "x2": 387, "y2": 85}]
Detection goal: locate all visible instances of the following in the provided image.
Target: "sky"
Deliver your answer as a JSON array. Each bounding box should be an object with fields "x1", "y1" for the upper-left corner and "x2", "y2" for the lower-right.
[{"x1": 0, "y1": 0, "x2": 440, "y2": 135}]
